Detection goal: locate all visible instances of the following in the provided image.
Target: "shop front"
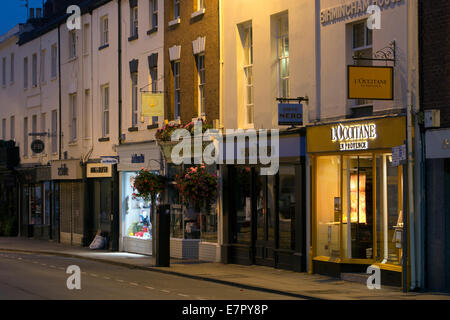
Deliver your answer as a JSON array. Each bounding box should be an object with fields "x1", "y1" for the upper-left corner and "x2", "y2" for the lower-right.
[
  {"x1": 86, "y1": 162, "x2": 119, "y2": 251},
  {"x1": 117, "y1": 142, "x2": 162, "y2": 256},
  {"x1": 51, "y1": 160, "x2": 84, "y2": 246},
  {"x1": 166, "y1": 163, "x2": 220, "y2": 261},
  {"x1": 17, "y1": 165, "x2": 58, "y2": 240},
  {"x1": 308, "y1": 116, "x2": 407, "y2": 286},
  {"x1": 222, "y1": 130, "x2": 307, "y2": 272},
  {"x1": 0, "y1": 140, "x2": 20, "y2": 237},
  {"x1": 424, "y1": 128, "x2": 450, "y2": 291}
]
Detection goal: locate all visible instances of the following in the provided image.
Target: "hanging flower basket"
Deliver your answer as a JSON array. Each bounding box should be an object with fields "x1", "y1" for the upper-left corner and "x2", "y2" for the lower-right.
[
  {"x1": 131, "y1": 169, "x2": 165, "y2": 202},
  {"x1": 175, "y1": 164, "x2": 218, "y2": 213},
  {"x1": 156, "y1": 119, "x2": 215, "y2": 163}
]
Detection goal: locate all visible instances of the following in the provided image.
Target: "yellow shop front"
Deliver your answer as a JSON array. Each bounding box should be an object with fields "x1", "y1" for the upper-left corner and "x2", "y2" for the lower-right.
[{"x1": 308, "y1": 116, "x2": 407, "y2": 287}]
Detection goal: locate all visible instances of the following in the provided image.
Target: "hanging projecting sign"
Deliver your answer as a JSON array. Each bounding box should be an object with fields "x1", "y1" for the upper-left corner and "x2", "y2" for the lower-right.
[
  {"x1": 87, "y1": 163, "x2": 112, "y2": 178},
  {"x1": 101, "y1": 156, "x2": 119, "y2": 165},
  {"x1": 141, "y1": 93, "x2": 164, "y2": 117},
  {"x1": 278, "y1": 104, "x2": 303, "y2": 126},
  {"x1": 348, "y1": 66, "x2": 394, "y2": 100},
  {"x1": 31, "y1": 139, "x2": 45, "y2": 154}
]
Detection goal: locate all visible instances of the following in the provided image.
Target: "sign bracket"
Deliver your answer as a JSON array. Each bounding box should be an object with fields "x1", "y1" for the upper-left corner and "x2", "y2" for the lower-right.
[{"x1": 352, "y1": 40, "x2": 396, "y2": 66}]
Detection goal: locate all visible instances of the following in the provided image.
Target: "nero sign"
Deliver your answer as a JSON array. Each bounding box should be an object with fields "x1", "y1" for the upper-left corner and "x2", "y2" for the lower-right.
[{"x1": 278, "y1": 103, "x2": 303, "y2": 126}]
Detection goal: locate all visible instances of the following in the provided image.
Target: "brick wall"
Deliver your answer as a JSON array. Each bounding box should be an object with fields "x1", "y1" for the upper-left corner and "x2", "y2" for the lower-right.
[
  {"x1": 164, "y1": 0, "x2": 220, "y2": 125},
  {"x1": 419, "y1": 0, "x2": 450, "y2": 127}
]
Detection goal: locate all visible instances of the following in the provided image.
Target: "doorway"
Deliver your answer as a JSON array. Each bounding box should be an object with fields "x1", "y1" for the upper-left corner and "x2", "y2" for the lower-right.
[{"x1": 254, "y1": 169, "x2": 276, "y2": 266}]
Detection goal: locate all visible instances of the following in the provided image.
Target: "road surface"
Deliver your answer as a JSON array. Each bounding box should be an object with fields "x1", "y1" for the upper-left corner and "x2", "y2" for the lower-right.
[{"x1": 0, "y1": 251, "x2": 301, "y2": 300}]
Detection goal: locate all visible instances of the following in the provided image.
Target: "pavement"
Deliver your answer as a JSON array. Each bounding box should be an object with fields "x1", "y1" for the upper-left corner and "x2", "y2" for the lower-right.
[{"x1": 0, "y1": 237, "x2": 449, "y2": 300}]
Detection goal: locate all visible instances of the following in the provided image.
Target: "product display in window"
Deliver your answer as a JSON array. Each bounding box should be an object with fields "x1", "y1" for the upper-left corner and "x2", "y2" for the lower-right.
[{"x1": 123, "y1": 172, "x2": 153, "y2": 240}]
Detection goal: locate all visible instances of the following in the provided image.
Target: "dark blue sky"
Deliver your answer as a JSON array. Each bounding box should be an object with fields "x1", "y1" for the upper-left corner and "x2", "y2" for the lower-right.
[{"x1": 0, "y1": 0, "x2": 44, "y2": 35}]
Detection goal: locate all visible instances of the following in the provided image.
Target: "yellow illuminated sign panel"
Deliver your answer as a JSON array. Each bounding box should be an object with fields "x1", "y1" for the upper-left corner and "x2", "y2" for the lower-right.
[
  {"x1": 348, "y1": 66, "x2": 394, "y2": 100},
  {"x1": 307, "y1": 117, "x2": 406, "y2": 153},
  {"x1": 142, "y1": 93, "x2": 164, "y2": 117}
]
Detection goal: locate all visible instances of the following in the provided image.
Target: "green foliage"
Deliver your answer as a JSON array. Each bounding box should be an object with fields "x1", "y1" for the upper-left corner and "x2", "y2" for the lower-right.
[{"x1": 175, "y1": 164, "x2": 218, "y2": 213}]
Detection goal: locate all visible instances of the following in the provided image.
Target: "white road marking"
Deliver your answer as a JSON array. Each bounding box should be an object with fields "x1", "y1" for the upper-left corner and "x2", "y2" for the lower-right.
[
  {"x1": 103, "y1": 276, "x2": 111, "y2": 280},
  {"x1": 178, "y1": 293, "x2": 189, "y2": 297},
  {"x1": 41, "y1": 263, "x2": 47, "y2": 266},
  {"x1": 90, "y1": 274, "x2": 98, "y2": 277},
  {"x1": 129, "y1": 282, "x2": 139, "y2": 286},
  {"x1": 145, "y1": 286, "x2": 154, "y2": 290},
  {"x1": 161, "y1": 289, "x2": 170, "y2": 293},
  {"x1": 116, "y1": 279, "x2": 124, "y2": 283}
]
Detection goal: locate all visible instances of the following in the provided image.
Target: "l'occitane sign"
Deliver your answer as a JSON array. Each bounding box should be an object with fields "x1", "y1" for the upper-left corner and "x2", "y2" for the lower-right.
[
  {"x1": 348, "y1": 66, "x2": 394, "y2": 100},
  {"x1": 332, "y1": 123, "x2": 377, "y2": 151},
  {"x1": 307, "y1": 116, "x2": 406, "y2": 153}
]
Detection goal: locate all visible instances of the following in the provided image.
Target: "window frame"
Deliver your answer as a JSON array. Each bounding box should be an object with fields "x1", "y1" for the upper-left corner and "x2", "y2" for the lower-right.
[
  {"x1": 40, "y1": 49, "x2": 46, "y2": 83},
  {"x1": 69, "y1": 30, "x2": 77, "y2": 59},
  {"x1": 196, "y1": 54, "x2": 206, "y2": 117},
  {"x1": 10, "y1": 116, "x2": 15, "y2": 140},
  {"x1": 2, "y1": 57, "x2": 6, "y2": 86},
  {"x1": 2, "y1": 118, "x2": 6, "y2": 140},
  {"x1": 102, "y1": 85, "x2": 110, "y2": 137},
  {"x1": 69, "y1": 94, "x2": 77, "y2": 143},
  {"x1": 23, "y1": 57, "x2": 28, "y2": 89},
  {"x1": 32, "y1": 53, "x2": 38, "y2": 87},
  {"x1": 101, "y1": 15, "x2": 109, "y2": 46},
  {"x1": 23, "y1": 117, "x2": 28, "y2": 157},
  {"x1": 150, "y1": 0, "x2": 158, "y2": 30},
  {"x1": 150, "y1": 66, "x2": 158, "y2": 93},
  {"x1": 173, "y1": 60, "x2": 181, "y2": 119},
  {"x1": 51, "y1": 110, "x2": 57, "y2": 154},
  {"x1": 51, "y1": 44, "x2": 57, "y2": 79},
  {"x1": 277, "y1": 15, "x2": 290, "y2": 99},
  {"x1": 131, "y1": 72, "x2": 139, "y2": 127},
  {"x1": 130, "y1": 5, "x2": 139, "y2": 37},
  {"x1": 174, "y1": 0, "x2": 180, "y2": 20},
  {"x1": 242, "y1": 23, "x2": 254, "y2": 126}
]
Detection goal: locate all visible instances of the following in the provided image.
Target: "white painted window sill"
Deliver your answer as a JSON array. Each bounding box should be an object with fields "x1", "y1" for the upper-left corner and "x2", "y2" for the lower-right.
[
  {"x1": 191, "y1": 8, "x2": 205, "y2": 19},
  {"x1": 168, "y1": 18, "x2": 181, "y2": 27}
]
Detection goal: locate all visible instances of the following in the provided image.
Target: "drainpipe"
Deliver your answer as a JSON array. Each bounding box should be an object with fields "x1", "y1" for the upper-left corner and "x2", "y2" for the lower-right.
[
  {"x1": 219, "y1": 0, "x2": 224, "y2": 130},
  {"x1": 218, "y1": 0, "x2": 224, "y2": 249},
  {"x1": 58, "y1": 25, "x2": 62, "y2": 160},
  {"x1": 407, "y1": 0, "x2": 419, "y2": 290},
  {"x1": 118, "y1": 0, "x2": 122, "y2": 145}
]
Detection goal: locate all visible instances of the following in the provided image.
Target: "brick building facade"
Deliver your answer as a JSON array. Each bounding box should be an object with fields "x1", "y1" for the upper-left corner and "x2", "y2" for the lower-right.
[
  {"x1": 164, "y1": 0, "x2": 220, "y2": 124},
  {"x1": 419, "y1": 0, "x2": 450, "y2": 127},
  {"x1": 420, "y1": 0, "x2": 450, "y2": 292}
]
